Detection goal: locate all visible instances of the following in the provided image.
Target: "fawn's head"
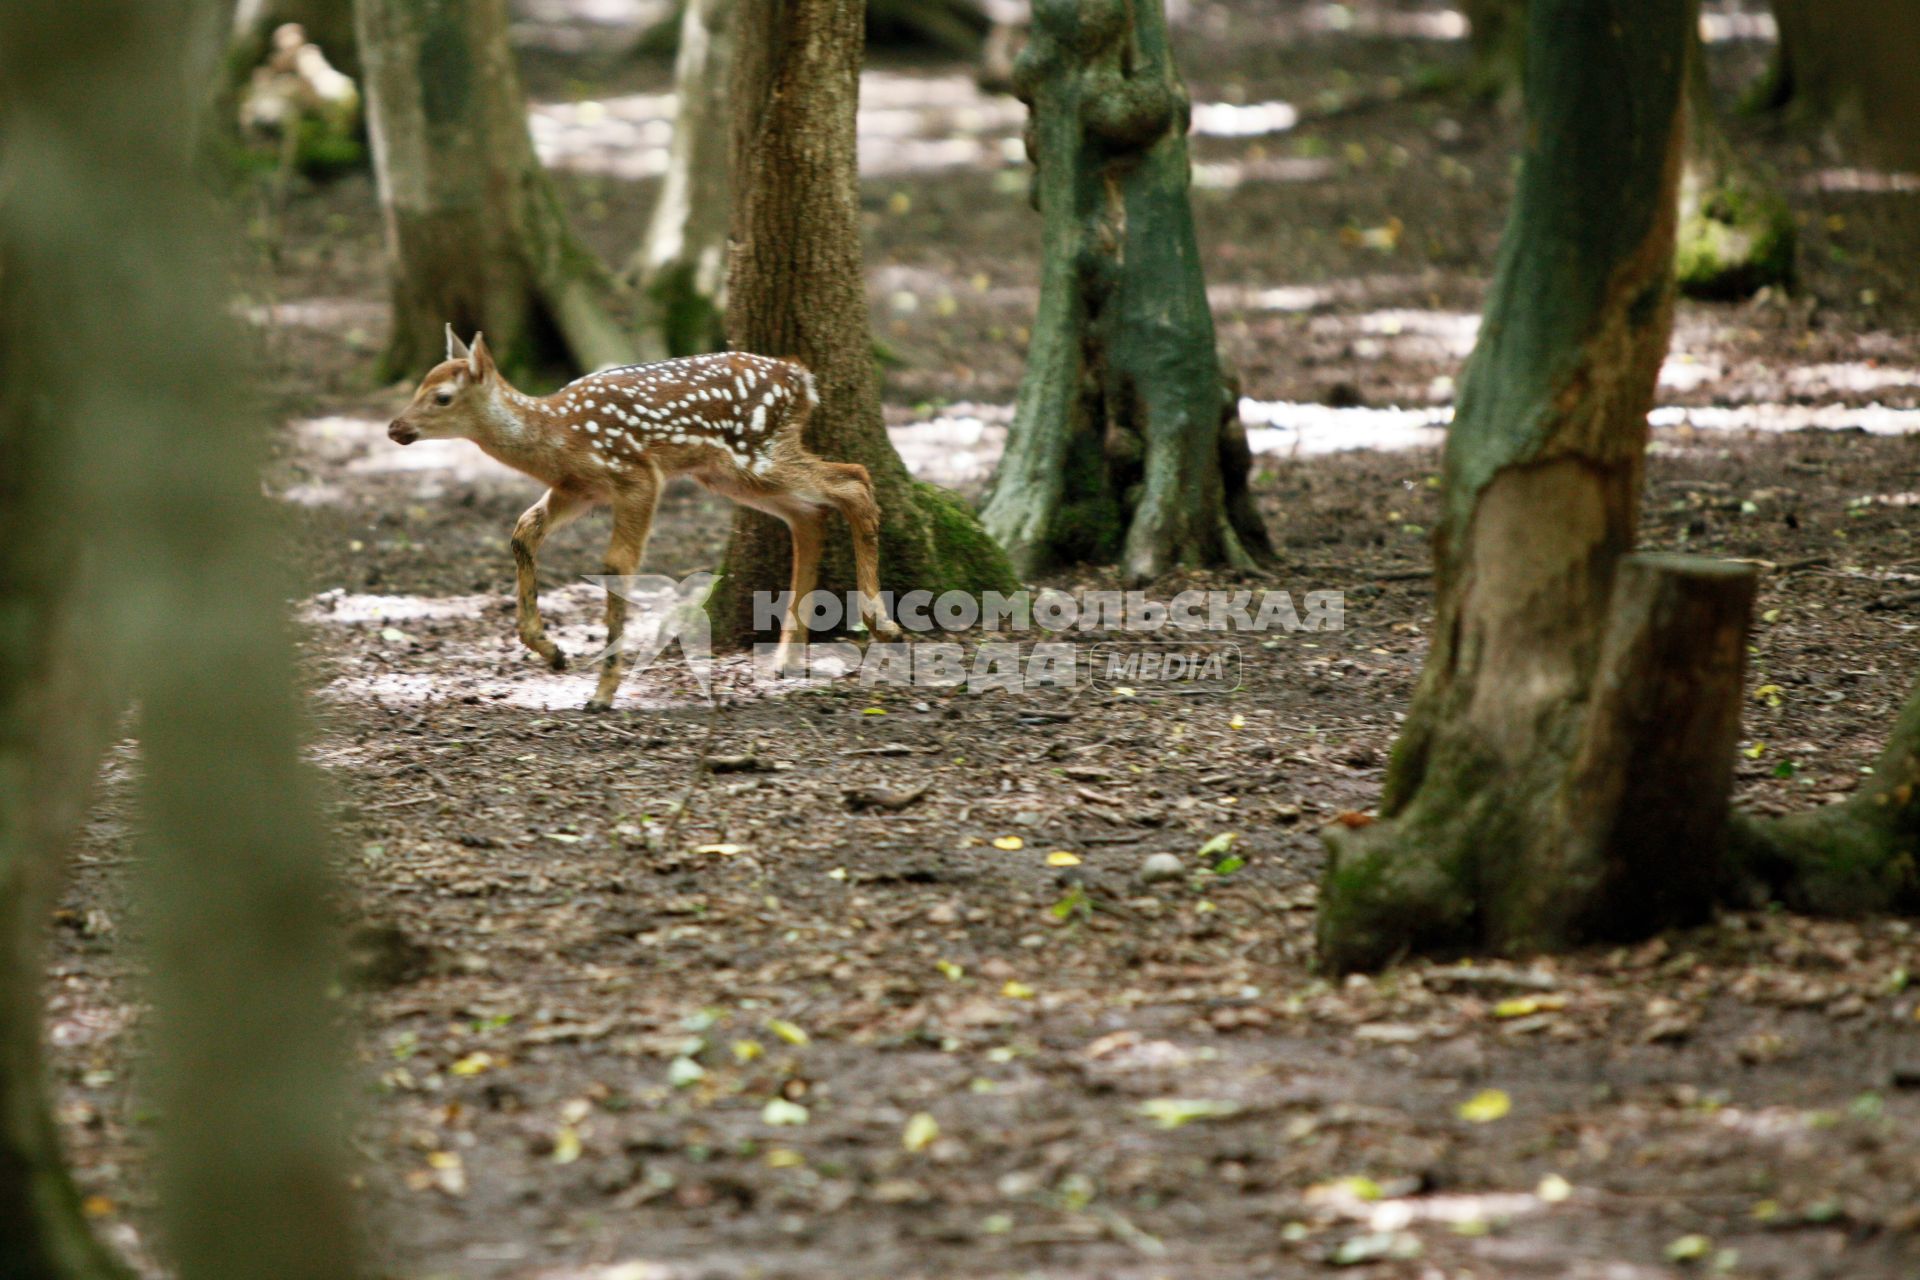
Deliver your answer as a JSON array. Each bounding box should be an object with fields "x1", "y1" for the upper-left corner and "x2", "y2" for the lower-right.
[{"x1": 388, "y1": 326, "x2": 499, "y2": 445}]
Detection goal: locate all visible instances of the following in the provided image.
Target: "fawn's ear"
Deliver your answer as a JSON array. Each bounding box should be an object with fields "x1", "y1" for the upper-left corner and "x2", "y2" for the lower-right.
[
  {"x1": 468, "y1": 332, "x2": 493, "y2": 378},
  {"x1": 446, "y1": 324, "x2": 471, "y2": 363}
]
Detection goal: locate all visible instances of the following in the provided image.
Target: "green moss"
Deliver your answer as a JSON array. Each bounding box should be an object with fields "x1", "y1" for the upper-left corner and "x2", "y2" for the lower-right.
[
  {"x1": 1676, "y1": 177, "x2": 1795, "y2": 300},
  {"x1": 906, "y1": 481, "x2": 1021, "y2": 596}
]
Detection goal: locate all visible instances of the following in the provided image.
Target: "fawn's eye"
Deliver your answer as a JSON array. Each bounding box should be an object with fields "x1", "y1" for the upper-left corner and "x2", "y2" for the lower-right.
[{"x1": 433, "y1": 389, "x2": 455, "y2": 406}]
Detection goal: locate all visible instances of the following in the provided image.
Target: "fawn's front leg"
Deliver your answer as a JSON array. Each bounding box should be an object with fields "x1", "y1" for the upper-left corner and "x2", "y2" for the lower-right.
[
  {"x1": 511, "y1": 487, "x2": 586, "y2": 670},
  {"x1": 586, "y1": 468, "x2": 661, "y2": 712}
]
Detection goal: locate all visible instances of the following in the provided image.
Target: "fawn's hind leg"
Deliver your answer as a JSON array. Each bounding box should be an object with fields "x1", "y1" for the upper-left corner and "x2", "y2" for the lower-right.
[
  {"x1": 511, "y1": 487, "x2": 587, "y2": 670},
  {"x1": 820, "y1": 462, "x2": 901, "y2": 640}
]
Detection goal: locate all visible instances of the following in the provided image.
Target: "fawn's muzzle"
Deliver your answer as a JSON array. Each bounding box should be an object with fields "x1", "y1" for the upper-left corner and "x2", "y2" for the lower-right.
[{"x1": 388, "y1": 420, "x2": 419, "y2": 445}]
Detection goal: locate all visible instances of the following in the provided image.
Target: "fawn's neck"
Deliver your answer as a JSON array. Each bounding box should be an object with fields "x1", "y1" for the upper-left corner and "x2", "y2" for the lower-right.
[{"x1": 467, "y1": 378, "x2": 567, "y2": 472}]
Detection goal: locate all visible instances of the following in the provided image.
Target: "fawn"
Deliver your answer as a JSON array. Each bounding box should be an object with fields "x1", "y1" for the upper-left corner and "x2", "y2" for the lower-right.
[{"x1": 388, "y1": 327, "x2": 902, "y2": 710}]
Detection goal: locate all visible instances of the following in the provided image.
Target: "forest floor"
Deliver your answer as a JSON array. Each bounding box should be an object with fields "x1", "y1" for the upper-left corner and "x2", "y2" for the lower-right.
[{"x1": 41, "y1": 2, "x2": 1920, "y2": 1278}]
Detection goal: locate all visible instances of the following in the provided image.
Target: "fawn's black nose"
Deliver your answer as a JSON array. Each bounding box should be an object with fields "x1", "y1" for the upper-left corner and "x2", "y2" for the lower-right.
[{"x1": 388, "y1": 420, "x2": 419, "y2": 445}]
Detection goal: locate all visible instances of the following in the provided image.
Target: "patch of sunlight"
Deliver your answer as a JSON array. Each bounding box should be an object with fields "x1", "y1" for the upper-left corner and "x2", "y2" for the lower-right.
[
  {"x1": 1803, "y1": 168, "x2": 1920, "y2": 194},
  {"x1": 1699, "y1": 7, "x2": 1777, "y2": 42},
  {"x1": 1208, "y1": 283, "x2": 1338, "y2": 313},
  {"x1": 237, "y1": 296, "x2": 386, "y2": 332},
  {"x1": 302, "y1": 590, "x2": 494, "y2": 626},
  {"x1": 1649, "y1": 402, "x2": 1920, "y2": 434},
  {"x1": 1786, "y1": 363, "x2": 1920, "y2": 395},
  {"x1": 1659, "y1": 353, "x2": 1724, "y2": 393},
  {"x1": 1240, "y1": 401, "x2": 1451, "y2": 456},
  {"x1": 1300, "y1": 3, "x2": 1467, "y2": 39},
  {"x1": 1191, "y1": 100, "x2": 1299, "y2": 138},
  {"x1": 888, "y1": 410, "x2": 1008, "y2": 488},
  {"x1": 1193, "y1": 156, "x2": 1338, "y2": 189}
]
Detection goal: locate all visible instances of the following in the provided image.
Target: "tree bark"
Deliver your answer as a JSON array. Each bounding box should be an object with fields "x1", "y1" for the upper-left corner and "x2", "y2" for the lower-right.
[
  {"x1": 1, "y1": 0, "x2": 367, "y2": 1275},
  {"x1": 1675, "y1": 23, "x2": 1795, "y2": 299},
  {"x1": 978, "y1": 0, "x2": 1272, "y2": 582},
  {"x1": 1767, "y1": 0, "x2": 1920, "y2": 167},
  {"x1": 708, "y1": 0, "x2": 1017, "y2": 647},
  {"x1": 357, "y1": 0, "x2": 633, "y2": 379},
  {"x1": 1317, "y1": 0, "x2": 1700, "y2": 973},
  {"x1": 625, "y1": 0, "x2": 734, "y2": 362},
  {"x1": 1731, "y1": 688, "x2": 1920, "y2": 915},
  {"x1": 1460, "y1": 0, "x2": 1525, "y2": 104}
]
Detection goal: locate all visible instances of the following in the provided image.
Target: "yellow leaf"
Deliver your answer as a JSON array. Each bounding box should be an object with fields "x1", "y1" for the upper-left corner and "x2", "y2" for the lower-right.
[
  {"x1": 449, "y1": 1051, "x2": 495, "y2": 1077},
  {"x1": 765, "y1": 1147, "x2": 805, "y2": 1168},
  {"x1": 1456, "y1": 1088, "x2": 1511, "y2": 1123},
  {"x1": 1112, "y1": 686, "x2": 1137, "y2": 698},
  {"x1": 1665, "y1": 1234, "x2": 1712, "y2": 1262},
  {"x1": 766, "y1": 1018, "x2": 809, "y2": 1046},
  {"x1": 551, "y1": 1125, "x2": 582, "y2": 1165},
  {"x1": 1743, "y1": 742, "x2": 1767, "y2": 759},
  {"x1": 1046, "y1": 850, "x2": 1082, "y2": 866},
  {"x1": 694, "y1": 842, "x2": 746, "y2": 855},
  {"x1": 81, "y1": 1195, "x2": 115, "y2": 1218},
  {"x1": 1228, "y1": 713, "x2": 1245, "y2": 729},
  {"x1": 888, "y1": 191, "x2": 912, "y2": 214},
  {"x1": 862, "y1": 707, "x2": 887, "y2": 715},
  {"x1": 1001, "y1": 980, "x2": 1036, "y2": 999},
  {"x1": 936, "y1": 959, "x2": 964, "y2": 981},
  {"x1": 1537, "y1": 1173, "x2": 1573, "y2": 1203},
  {"x1": 1493, "y1": 995, "x2": 1566, "y2": 1019},
  {"x1": 991, "y1": 836, "x2": 1025, "y2": 851},
  {"x1": 902, "y1": 1112, "x2": 941, "y2": 1153},
  {"x1": 732, "y1": 1039, "x2": 764, "y2": 1062}
]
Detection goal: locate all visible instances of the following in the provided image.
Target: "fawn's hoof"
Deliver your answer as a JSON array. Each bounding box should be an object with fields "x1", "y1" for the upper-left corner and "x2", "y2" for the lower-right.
[
  {"x1": 543, "y1": 648, "x2": 569, "y2": 672},
  {"x1": 582, "y1": 697, "x2": 613, "y2": 713},
  {"x1": 870, "y1": 619, "x2": 905, "y2": 642}
]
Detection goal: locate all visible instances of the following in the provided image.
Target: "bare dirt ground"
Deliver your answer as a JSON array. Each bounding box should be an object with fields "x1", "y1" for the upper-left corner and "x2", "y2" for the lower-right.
[{"x1": 41, "y1": 3, "x2": 1920, "y2": 1278}]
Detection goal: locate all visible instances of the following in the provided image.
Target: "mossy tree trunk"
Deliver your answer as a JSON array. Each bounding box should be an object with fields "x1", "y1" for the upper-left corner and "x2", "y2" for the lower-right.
[
  {"x1": 1676, "y1": 23, "x2": 1795, "y2": 299},
  {"x1": 1731, "y1": 686, "x2": 1920, "y2": 914},
  {"x1": 625, "y1": 0, "x2": 734, "y2": 362},
  {"x1": 709, "y1": 0, "x2": 1017, "y2": 646},
  {"x1": 978, "y1": 0, "x2": 1272, "y2": 582},
  {"x1": 1317, "y1": 0, "x2": 1715, "y2": 973},
  {"x1": 2, "y1": 0, "x2": 367, "y2": 1275},
  {"x1": 357, "y1": 0, "x2": 633, "y2": 380}
]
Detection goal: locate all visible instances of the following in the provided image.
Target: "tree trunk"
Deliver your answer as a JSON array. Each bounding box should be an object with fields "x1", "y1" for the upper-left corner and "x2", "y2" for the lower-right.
[
  {"x1": 1460, "y1": 0, "x2": 1525, "y2": 104},
  {"x1": 1675, "y1": 24, "x2": 1795, "y2": 299},
  {"x1": 1317, "y1": 0, "x2": 1702, "y2": 973},
  {"x1": 1731, "y1": 687, "x2": 1920, "y2": 915},
  {"x1": 1, "y1": 0, "x2": 367, "y2": 1275},
  {"x1": 1767, "y1": 0, "x2": 1920, "y2": 167},
  {"x1": 357, "y1": 0, "x2": 633, "y2": 380},
  {"x1": 978, "y1": 0, "x2": 1272, "y2": 582},
  {"x1": 625, "y1": 0, "x2": 734, "y2": 361},
  {"x1": 708, "y1": 0, "x2": 1017, "y2": 647}
]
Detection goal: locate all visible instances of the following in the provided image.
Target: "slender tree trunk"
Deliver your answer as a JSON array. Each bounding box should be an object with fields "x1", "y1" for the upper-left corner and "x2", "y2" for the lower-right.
[
  {"x1": 357, "y1": 0, "x2": 633, "y2": 379},
  {"x1": 709, "y1": 0, "x2": 1016, "y2": 647},
  {"x1": 1460, "y1": 0, "x2": 1525, "y2": 104},
  {"x1": 625, "y1": 0, "x2": 734, "y2": 361},
  {"x1": 1676, "y1": 24, "x2": 1795, "y2": 298},
  {"x1": 2, "y1": 0, "x2": 367, "y2": 1275},
  {"x1": 1317, "y1": 0, "x2": 1711, "y2": 973},
  {"x1": 978, "y1": 0, "x2": 1272, "y2": 582}
]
